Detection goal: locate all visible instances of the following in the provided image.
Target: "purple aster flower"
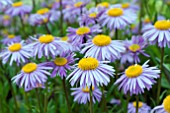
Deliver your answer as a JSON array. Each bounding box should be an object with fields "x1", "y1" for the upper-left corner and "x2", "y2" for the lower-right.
[
  {"x1": 52, "y1": 0, "x2": 71, "y2": 10},
  {"x1": 67, "y1": 25, "x2": 101, "y2": 46},
  {"x1": 0, "y1": 0, "x2": 12, "y2": 11},
  {"x1": 97, "y1": 2, "x2": 110, "y2": 9},
  {"x1": 151, "y1": 95, "x2": 170, "y2": 113},
  {"x1": 67, "y1": 57, "x2": 115, "y2": 88},
  {"x1": 45, "y1": 51, "x2": 76, "y2": 79},
  {"x1": 5, "y1": 2, "x2": 32, "y2": 17},
  {"x1": 114, "y1": 60, "x2": 160, "y2": 95},
  {"x1": 0, "y1": 15, "x2": 11, "y2": 26},
  {"x1": 110, "y1": 99, "x2": 121, "y2": 105},
  {"x1": 81, "y1": 34, "x2": 125, "y2": 61},
  {"x1": 123, "y1": 36, "x2": 149, "y2": 63},
  {"x1": 143, "y1": 20, "x2": 170, "y2": 48},
  {"x1": 120, "y1": 52, "x2": 134, "y2": 64},
  {"x1": 112, "y1": 3, "x2": 139, "y2": 12},
  {"x1": 29, "y1": 34, "x2": 68, "y2": 59},
  {"x1": 128, "y1": 101, "x2": 151, "y2": 113},
  {"x1": 71, "y1": 86, "x2": 102, "y2": 104},
  {"x1": 99, "y1": 7, "x2": 136, "y2": 30},
  {"x1": 0, "y1": 41, "x2": 32, "y2": 66},
  {"x1": 12, "y1": 62, "x2": 52, "y2": 91},
  {"x1": 1, "y1": 34, "x2": 21, "y2": 45}
]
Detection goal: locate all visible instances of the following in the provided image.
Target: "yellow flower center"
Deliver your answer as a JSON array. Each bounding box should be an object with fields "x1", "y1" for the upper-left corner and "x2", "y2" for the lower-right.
[
  {"x1": 122, "y1": 3, "x2": 130, "y2": 9},
  {"x1": 133, "y1": 102, "x2": 143, "y2": 108},
  {"x1": 125, "y1": 65, "x2": 143, "y2": 78},
  {"x1": 154, "y1": 20, "x2": 170, "y2": 30},
  {"x1": 43, "y1": 18, "x2": 48, "y2": 23},
  {"x1": 54, "y1": 57, "x2": 68, "y2": 66},
  {"x1": 144, "y1": 18, "x2": 151, "y2": 23},
  {"x1": 129, "y1": 44, "x2": 140, "y2": 52},
  {"x1": 82, "y1": 86, "x2": 95, "y2": 93},
  {"x1": 61, "y1": 36, "x2": 68, "y2": 41},
  {"x1": 8, "y1": 43, "x2": 22, "y2": 52},
  {"x1": 38, "y1": 35, "x2": 54, "y2": 44},
  {"x1": 12, "y1": 2, "x2": 23, "y2": 7},
  {"x1": 89, "y1": 13, "x2": 97, "y2": 18},
  {"x1": 107, "y1": 8, "x2": 123, "y2": 17},
  {"x1": 78, "y1": 57, "x2": 99, "y2": 70},
  {"x1": 97, "y1": 2, "x2": 110, "y2": 8},
  {"x1": 76, "y1": 27, "x2": 90, "y2": 35},
  {"x1": 3, "y1": 15, "x2": 10, "y2": 20},
  {"x1": 22, "y1": 63, "x2": 37, "y2": 73},
  {"x1": 37, "y1": 8, "x2": 49, "y2": 15},
  {"x1": 8, "y1": 35, "x2": 15, "y2": 39},
  {"x1": 92, "y1": 35, "x2": 111, "y2": 46},
  {"x1": 163, "y1": 95, "x2": 170, "y2": 113},
  {"x1": 74, "y1": 2, "x2": 83, "y2": 8}
]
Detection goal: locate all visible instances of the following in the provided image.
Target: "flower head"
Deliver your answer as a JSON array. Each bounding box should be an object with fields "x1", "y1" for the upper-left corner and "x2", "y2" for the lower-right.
[
  {"x1": 1, "y1": 34, "x2": 21, "y2": 45},
  {"x1": 115, "y1": 61, "x2": 160, "y2": 95}
]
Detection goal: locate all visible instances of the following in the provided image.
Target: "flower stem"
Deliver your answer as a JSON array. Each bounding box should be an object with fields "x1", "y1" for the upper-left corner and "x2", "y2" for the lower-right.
[
  {"x1": 32, "y1": 0, "x2": 36, "y2": 12},
  {"x1": 20, "y1": 17, "x2": 27, "y2": 38},
  {"x1": 95, "y1": 0, "x2": 98, "y2": 6},
  {"x1": 138, "y1": 0, "x2": 143, "y2": 34},
  {"x1": 102, "y1": 87, "x2": 108, "y2": 113},
  {"x1": 125, "y1": 94, "x2": 130, "y2": 113},
  {"x1": 115, "y1": 28, "x2": 118, "y2": 40},
  {"x1": 157, "y1": 47, "x2": 164, "y2": 104},
  {"x1": 24, "y1": 92, "x2": 31, "y2": 113},
  {"x1": 89, "y1": 86, "x2": 93, "y2": 113},
  {"x1": 44, "y1": 93, "x2": 48, "y2": 113},
  {"x1": 62, "y1": 78, "x2": 71, "y2": 113},
  {"x1": 59, "y1": 0, "x2": 63, "y2": 36},
  {"x1": 135, "y1": 95, "x2": 139, "y2": 113},
  {"x1": 45, "y1": 24, "x2": 51, "y2": 34},
  {"x1": 36, "y1": 89, "x2": 42, "y2": 113}
]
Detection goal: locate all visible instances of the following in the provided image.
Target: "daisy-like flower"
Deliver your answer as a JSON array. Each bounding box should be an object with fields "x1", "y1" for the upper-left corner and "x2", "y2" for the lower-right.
[
  {"x1": 114, "y1": 60, "x2": 160, "y2": 95},
  {"x1": 45, "y1": 51, "x2": 76, "y2": 79},
  {"x1": 81, "y1": 34, "x2": 125, "y2": 61},
  {"x1": 99, "y1": 7, "x2": 136, "y2": 30},
  {"x1": 123, "y1": 36, "x2": 149, "y2": 63},
  {"x1": 67, "y1": 25, "x2": 101, "y2": 46},
  {"x1": 71, "y1": 86, "x2": 102, "y2": 104},
  {"x1": 151, "y1": 95, "x2": 170, "y2": 113},
  {"x1": 0, "y1": 41, "x2": 32, "y2": 66},
  {"x1": 1, "y1": 34, "x2": 21, "y2": 45},
  {"x1": 52, "y1": 0, "x2": 71, "y2": 10},
  {"x1": 67, "y1": 57, "x2": 115, "y2": 88},
  {"x1": 114, "y1": 3, "x2": 139, "y2": 12},
  {"x1": 29, "y1": 34, "x2": 68, "y2": 59},
  {"x1": 97, "y1": 2, "x2": 110, "y2": 9},
  {"x1": 0, "y1": 15, "x2": 11, "y2": 26},
  {"x1": 12, "y1": 62, "x2": 52, "y2": 91},
  {"x1": 6, "y1": 2, "x2": 32, "y2": 17},
  {"x1": 143, "y1": 20, "x2": 170, "y2": 48},
  {"x1": 128, "y1": 101, "x2": 151, "y2": 113},
  {"x1": 0, "y1": 0, "x2": 12, "y2": 11}
]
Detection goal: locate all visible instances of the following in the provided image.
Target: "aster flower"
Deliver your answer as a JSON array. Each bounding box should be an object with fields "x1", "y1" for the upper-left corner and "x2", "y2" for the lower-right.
[
  {"x1": 143, "y1": 20, "x2": 170, "y2": 48},
  {"x1": 97, "y1": 2, "x2": 110, "y2": 9},
  {"x1": 67, "y1": 57, "x2": 115, "y2": 88},
  {"x1": 0, "y1": 41, "x2": 32, "y2": 66},
  {"x1": 29, "y1": 34, "x2": 68, "y2": 59},
  {"x1": 45, "y1": 51, "x2": 76, "y2": 79},
  {"x1": 128, "y1": 101, "x2": 151, "y2": 113},
  {"x1": 142, "y1": 17, "x2": 152, "y2": 33},
  {"x1": 6, "y1": 2, "x2": 32, "y2": 17},
  {"x1": 151, "y1": 95, "x2": 170, "y2": 113},
  {"x1": 0, "y1": 0, "x2": 12, "y2": 11},
  {"x1": 99, "y1": 7, "x2": 136, "y2": 30},
  {"x1": 81, "y1": 34, "x2": 125, "y2": 61},
  {"x1": 52, "y1": 0, "x2": 71, "y2": 10},
  {"x1": 114, "y1": 60, "x2": 160, "y2": 95},
  {"x1": 71, "y1": 86, "x2": 102, "y2": 104},
  {"x1": 123, "y1": 36, "x2": 149, "y2": 63},
  {"x1": 12, "y1": 62, "x2": 52, "y2": 91},
  {"x1": 1, "y1": 34, "x2": 21, "y2": 45},
  {"x1": 67, "y1": 25, "x2": 101, "y2": 46},
  {"x1": 0, "y1": 15, "x2": 11, "y2": 26},
  {"x1": 112, "y1": 3, "x2": 139, "y2": 12}
]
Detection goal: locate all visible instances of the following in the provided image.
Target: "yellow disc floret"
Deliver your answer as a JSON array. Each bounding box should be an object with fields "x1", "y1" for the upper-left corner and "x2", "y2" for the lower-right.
[
  {"x1": 8, "y1": 34, "x2": 15, "y2": 39},
  {"x1": 144, "y1": 18, "x2": 151, "y2": 23},
  {"x1": 3, "y1": 15, "x2": 10, "y2": 20},
  {"x1": 74, "y1": 2, "x2": 83, "y2": 8},
  {"x1": 129, "y1": 44, "x2": 140, "y2": 52},
  {"x1": 163, "y1": 95, "x2": 170, "y2": 113},
  {"x1": 154, "y1": 20, "x2": 170, "y2": 30},
  {"x1": 8, "y1": 43, "x2": 22, "y2": 52},
  {"x1": 22, "y1": 63, "x2": 37, "y2": 73},
  {"x1": 125, "y1": 65, "x2": 143, "y2": 78},
  {"x1": 61, "y1": 36, "x2": 68, "y2": 41},
  {"x1": 54, "y1": 57, "x2": 68, "y2": 66},
  {"x1": 37, "y1": 8, "x2": 49, "y2": 15},
  {"x1": 122, "y1": 3, "x2": 130, "y2": 9},
  {"x1": 76, "y1": 27, "x2": 90, "y2": 35},
  {"x1": 92, "y1": 35, "x2": 111, "y2": 46},
  {"x1": 78, "y1": 57, "x2": 99, "y2": 70},
  {"x1": 89, "y1": 13, "x2": 97, "y2": 18},
  {"x1": 97, "y1": 2, "x2": 110, "y2": 8},
  {"x1": 38, "y1": 35, "x2": 54, "y2": 44},
  {"x1": 12, "y1": 2, "x2": 23, "y2": 7},
  {"x1": 82, "y1": 86, "x2": 95, "y2": 93},
  {"x1": 107, "y1": 8, "x2": 123, "y2": 17},
  {"x1": 133, "y1": 102, "x2": 143, "y2": 108}
]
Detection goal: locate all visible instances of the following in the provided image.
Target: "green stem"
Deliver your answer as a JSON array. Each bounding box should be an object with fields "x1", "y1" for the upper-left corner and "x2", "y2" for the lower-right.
[
  {"x1": 138, "y1": 0, "x2": 143, "y2": 34},
  {"x1": 157, "y1": 47, "x2": 164, "y2": 104},
  {"x1": 32, "y1": 0, "x2": 36, "y2": 12},
  {"x1": 95, "y1": 0, "x2": 98, "y2": 6},
  {"x1": 36, "y1": 89, "x2": 42, "y2": 113},
  {"x1": 62, "y1": 78, "x2": 71, "y2": 113},
  {"x1": 24, "y1": 92, "x2": 31, "y2": 113},
  {"x1": 44, "y1": 93, "x2": 48, "y2": 113},
  {"x1": 115, "y1": 28, "x2": 118, "y2": 40},
  {"x1": 89, "y1": 86, "x2": 93, "y2": 113},
  {"x1": 20, "y1": 17, "x2": 26, "y2": 37},
  {"x1": 102, "y1": 87, "x2": 108, "y2": 113},
  {"x1": 59, "y1": 0, "x2": 63, "y2": 36},
  {"x1": 135, "y1": 95, "x2": 139, "y2": 113},
  {"x1": 45, "y1": 24, "x2": 51, "y2": 34},
  {"x1": 125, "y1": 94, "x2": 130, "y2": 113}
]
